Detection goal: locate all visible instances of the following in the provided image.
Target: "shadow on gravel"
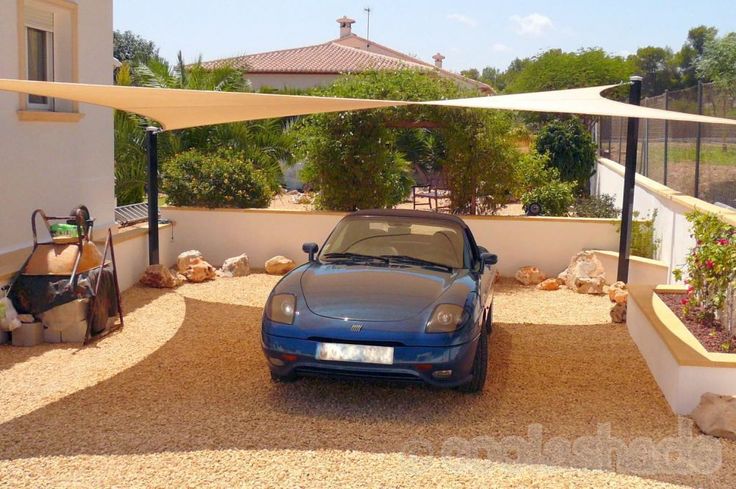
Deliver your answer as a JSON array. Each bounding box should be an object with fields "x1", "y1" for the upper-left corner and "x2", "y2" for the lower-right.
[{"x1": 0, "y1": 296, "x2": 676, "y2": 465}]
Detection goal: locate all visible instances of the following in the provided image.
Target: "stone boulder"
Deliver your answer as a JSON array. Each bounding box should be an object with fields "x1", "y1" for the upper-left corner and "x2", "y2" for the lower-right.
[
  {"x1": 183, "y1": 258, "x2": 216, "y2": 283},
  {"x1": 140, "y1": 264, "x2": 182, "y2": 288},
  {"x1": 691, "y1": 393, "x2": 736, "y2": 440},
  {"x1": 537, "y1": 278, "x2": 560, "y2": 291},
  {"x1": 515, "y1": 266, "x2": 546, "y2": 286},
  {"x1": 177, "y1": 250, "x2": 203, "y2": 273},
  {"x1": 608, "y1": 281, "x2": 629, "y2": 304},
  {"x1": 265, "y1": 256, "x2": 296, "y2": 275},
  {"x1": 561, "y1": 251, "x2": 606, "y2": 294},
  {"x1": 610, "y1": 302, "x2": 627, "y2": 323},
  {"x1": 221, "y1": 254, "x2": 250, "y2": 277}
]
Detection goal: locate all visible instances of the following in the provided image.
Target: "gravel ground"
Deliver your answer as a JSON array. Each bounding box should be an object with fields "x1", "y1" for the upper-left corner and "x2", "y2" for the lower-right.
[{"x1": 0, "y1": 274, "x2": 733, "y2": 488}]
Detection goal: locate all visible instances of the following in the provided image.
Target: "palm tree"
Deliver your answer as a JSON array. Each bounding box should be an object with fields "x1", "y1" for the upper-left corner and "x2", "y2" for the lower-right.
[{"x1": 113, "y1": 52, "x2": 294, "y2": 204}]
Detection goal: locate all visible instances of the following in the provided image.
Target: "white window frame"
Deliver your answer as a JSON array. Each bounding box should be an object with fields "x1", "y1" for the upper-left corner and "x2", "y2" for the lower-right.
[
  {"x1": 25, "y1": 24, "x2": 55, "y2": 111},
  {"x1": 17, "y1": 0, "x2": 79, "y2": 118}
]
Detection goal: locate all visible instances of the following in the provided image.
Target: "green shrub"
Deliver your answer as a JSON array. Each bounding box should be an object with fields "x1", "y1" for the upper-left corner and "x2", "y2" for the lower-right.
[
  {"x1": 573, "y1": 194, "x2": 620, "y2": 218},
  {"x1": 297, "y1": 110, "x2": 413, "y2": 211},
  {"x1": 513, "y1": 150, "x2": 559, "y2": 199},
  {"x1": 439, "y1": 109, "x2": 519, "y2": 214},
  {"x1": 520, "y1": 181, "x2": 575, "y2": 216},
  {"x1": 616, "y1": 209, "x2": 661, "y2": 259},
  {"x1": 162, "y1": 149, "x2": 272, "y2": 208},
  {"x1": 535, "y1": 118, "x2": 597, "y2": 193}
]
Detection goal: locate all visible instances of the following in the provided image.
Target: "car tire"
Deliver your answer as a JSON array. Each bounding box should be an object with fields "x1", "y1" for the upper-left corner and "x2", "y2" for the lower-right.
[
  {"x1": 270, "y1": 370, "x2": 297, "y2": 383},
  {"x1": 457, "y1": 330, "x2": 488, "y2": 393}
]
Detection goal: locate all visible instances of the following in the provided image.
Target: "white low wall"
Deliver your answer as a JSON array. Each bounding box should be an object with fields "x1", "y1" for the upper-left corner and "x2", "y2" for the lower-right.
[
  {"x1": 594, "y1": 158, "x2": 736, "y2": 284},
  {"x1": 592, "y1": 250, "x2": 670, "y2": 286},
  {"x1": 161, "y1": 207, "x2": 621, "y2": 278},
  {"x1": 111, "y1": 224, "x2": 176, "y2": 291}
]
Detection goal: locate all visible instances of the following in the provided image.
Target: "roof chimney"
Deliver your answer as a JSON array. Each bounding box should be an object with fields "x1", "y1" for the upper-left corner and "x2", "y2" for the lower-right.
[
  {"x1": 432, "y1": 53, "x2": 445, "y2": 69},
  {"x1": 337, "y1": 16, "x2": 355, "y2": 38}
]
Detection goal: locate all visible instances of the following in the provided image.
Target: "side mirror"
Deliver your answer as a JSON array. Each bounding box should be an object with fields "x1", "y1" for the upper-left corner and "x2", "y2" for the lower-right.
[
  {"x1": 302, "y1": 242, "x2": 319, "y2": 262},
  {"x1": 480, "y1": 252, "x2": 498, "y2": 266}
]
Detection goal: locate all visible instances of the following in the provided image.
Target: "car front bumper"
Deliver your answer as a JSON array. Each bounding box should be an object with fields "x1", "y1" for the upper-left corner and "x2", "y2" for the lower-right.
[{"x1": 261, "y1": 332, "x2": 478, "y2": 387}]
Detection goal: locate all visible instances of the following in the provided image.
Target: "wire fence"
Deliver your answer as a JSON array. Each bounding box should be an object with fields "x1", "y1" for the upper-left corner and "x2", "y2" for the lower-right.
[{"x1": 598, "y1": 82, "x2": 736, "y2": 208}]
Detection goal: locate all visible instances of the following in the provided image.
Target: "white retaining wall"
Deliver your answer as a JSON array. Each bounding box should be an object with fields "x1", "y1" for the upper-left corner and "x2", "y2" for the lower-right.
[
  {"x1": 161, "y1": 207, "x2": 621, "y2": 278},
  {"x1": 627, "y1": 296, "x2": 736, "y2": 414},
  {"x1": 594, "y1": 158, "x2": 706, "y2": 283}
]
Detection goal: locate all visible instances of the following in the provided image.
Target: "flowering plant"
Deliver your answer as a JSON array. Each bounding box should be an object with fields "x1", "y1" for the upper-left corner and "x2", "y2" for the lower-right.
[{"x1": 673, "y1": 211, "x2": 736, "y2": 338}]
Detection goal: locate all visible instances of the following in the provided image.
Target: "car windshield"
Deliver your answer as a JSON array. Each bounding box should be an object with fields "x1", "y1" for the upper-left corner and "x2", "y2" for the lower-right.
[{"x1": 320, "y1": 216, "x2": 468, "y2": 269}]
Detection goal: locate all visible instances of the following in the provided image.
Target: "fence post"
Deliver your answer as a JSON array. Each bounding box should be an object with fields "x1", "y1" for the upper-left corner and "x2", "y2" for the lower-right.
[
  {"x1": 663, "y1": 89, "x2": 669, "y2": 186},
  {"x1": 695, "y1": 81, "x2": 703, "y2": 198}
]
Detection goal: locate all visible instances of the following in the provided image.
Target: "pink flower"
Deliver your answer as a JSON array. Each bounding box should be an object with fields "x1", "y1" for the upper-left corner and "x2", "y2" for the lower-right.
[
  {"x1": 681, "y1": 297, "x2": 689, "y2": 305},
  {"x1": 706, "y1": 260, "x2": 714, "y2": 269},
  {"x1": 687, "y1": 286, "x2": 694, "y2": 293},
  {"x1": 718, "y1": 239, "x2": 729, "y2": 245}
]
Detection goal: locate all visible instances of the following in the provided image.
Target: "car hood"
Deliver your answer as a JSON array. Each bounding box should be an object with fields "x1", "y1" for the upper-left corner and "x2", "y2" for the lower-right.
[{"x1": 301, "y1": 263, "x2": 459, "y2": 321}]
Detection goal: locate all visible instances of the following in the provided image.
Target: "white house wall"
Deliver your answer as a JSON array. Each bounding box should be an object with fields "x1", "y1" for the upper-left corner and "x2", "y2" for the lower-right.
[{"x1": 0, "y1": 0, "x2": 114, "y2": 255}]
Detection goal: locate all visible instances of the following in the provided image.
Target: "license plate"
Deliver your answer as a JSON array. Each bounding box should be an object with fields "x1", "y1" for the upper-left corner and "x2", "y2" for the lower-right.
[{"x1": 316, "y1": 342, "x2": 394, "y2": 365}]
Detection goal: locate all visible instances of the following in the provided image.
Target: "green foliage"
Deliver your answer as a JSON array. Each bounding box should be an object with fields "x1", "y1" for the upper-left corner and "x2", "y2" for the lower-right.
[
  {"x1": 520, "y1": 181, "x2": 575, "y2": 216},
  {"x1": 673, "y1": 211, "x2": 736, "y2": 325},
  {"x1": 573, "y1": 194, "x2": 621, "y2": 218},
  {"x1": 439, "y1": 110, "x2": 519, "y2": 214},
  {"x1": 697, "y1": 32, "x2": 736, "y2": 96},
  {"x1": 535, "y1": 118, "x2": 597, "y2": 193},
  {"x1": 297, "y1": 70, "x2": 520, "y2": 212},
  {"x1": 632, "y1": 46, "x2": 680, "y2": 97},
  {"x1": 298, "y1": 110, "x2": 412, "y2": 210},
  {"x1": 618, "y1": 210, "x2": 661, "y2": 259},
  {"x1": 162, "y1": 149, "x2": 272, "y2": 208},
  {"x1": 512, "y1": 150, "x2": 558, "y2": 198},
  {"x1": 113, "y1": 30, "x2": 161, "y2": 64},
  {"x1": 113, "y1": 56, "x2": 292, "y2": 205},
  {"x1": 503, "y1": 48, "x2": 633, "y2": 94}
]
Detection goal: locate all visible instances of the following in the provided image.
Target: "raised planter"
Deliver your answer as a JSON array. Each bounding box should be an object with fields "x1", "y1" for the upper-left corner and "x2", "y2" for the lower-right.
[{"x1": 627, "y1": 284, "x2": 736, "y2": 414}]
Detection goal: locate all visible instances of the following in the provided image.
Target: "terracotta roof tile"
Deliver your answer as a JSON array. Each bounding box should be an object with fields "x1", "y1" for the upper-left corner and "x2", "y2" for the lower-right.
[{"x1": 199, "y1": 35, "x2": 493, "y2": 93}]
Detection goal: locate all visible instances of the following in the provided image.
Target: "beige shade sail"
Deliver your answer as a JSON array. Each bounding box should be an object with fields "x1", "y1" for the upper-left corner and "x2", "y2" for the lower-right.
[
  {"x1": 0, "y1": 79, "x2": 408, "y2": 130},
  {"x1": 1, "y1": 79, "x2": 736, "y2": 128},
  {"x1": 426, "y1": 84, "x2": 736, "y2": 126}
]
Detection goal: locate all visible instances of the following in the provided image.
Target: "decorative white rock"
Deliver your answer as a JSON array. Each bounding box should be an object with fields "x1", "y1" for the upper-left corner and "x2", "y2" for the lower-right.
[
  {"x1": 221, "y1": 254, "x2": 250, "y2": 277},
  {"x1": 177, "y1": 250, "x2": 203, "y2": 273}
]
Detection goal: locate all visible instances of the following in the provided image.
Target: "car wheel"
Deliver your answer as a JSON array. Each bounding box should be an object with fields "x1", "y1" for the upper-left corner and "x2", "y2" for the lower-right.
[
  {"x1": 457, "y1": 330, "x2": 488, "y2": 393},
  {"x1": 270, "y1": 370, "x2": 297, "y2": 383}
]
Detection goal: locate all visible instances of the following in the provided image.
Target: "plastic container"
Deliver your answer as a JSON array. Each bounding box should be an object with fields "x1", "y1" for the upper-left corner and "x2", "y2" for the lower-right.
[{"x1": 61, "y1": 320, "x2": 88, "y2": 343}]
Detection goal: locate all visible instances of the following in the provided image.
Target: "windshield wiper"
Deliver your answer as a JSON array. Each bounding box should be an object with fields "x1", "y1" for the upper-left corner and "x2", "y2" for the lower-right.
[
  {"x1": 380, "y1": 255, "x2": 453, "y2": 272},
  {"x1": 322, "y1": 252, "x2": 389, "y2": 264}
]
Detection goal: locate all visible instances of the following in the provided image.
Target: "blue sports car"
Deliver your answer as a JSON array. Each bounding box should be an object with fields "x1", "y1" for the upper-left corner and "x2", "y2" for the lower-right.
[{"x1": 261, "y1": 209, "x2": 497, "y2": 392}]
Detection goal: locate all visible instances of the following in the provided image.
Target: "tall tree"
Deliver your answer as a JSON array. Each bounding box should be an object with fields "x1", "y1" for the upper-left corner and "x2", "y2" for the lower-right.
[
  {"x1": 503, "y1": 48, "x2": 633, "y2": 93},
  {"x1": 113, "y1": 30, "x2": 161, "y2": 63},
  {"x1": 632, "y1": 46, "x2": 680, "y2": 96}
]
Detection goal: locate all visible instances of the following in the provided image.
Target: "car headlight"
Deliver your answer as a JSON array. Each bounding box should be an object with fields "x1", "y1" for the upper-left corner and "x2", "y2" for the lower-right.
[
  {"x1": 426, "y1": 304, "x2": 466, "y2": 333},
  {"x1": 267, "y1": 294, "x2": 296, "y2": 324}
]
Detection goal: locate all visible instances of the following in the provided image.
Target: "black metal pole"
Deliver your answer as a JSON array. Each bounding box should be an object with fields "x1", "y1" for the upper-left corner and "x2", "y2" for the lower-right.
[
  {"x1": 663, "y1": 89, "x2": 669, "y2": 186},
  {"x1": 146, "y1": 126, "x2": 160, "y2": 266},
  {"x1": 694, "y1": 81, "x2": 703, "y2": 198},
  {"x1": 617, "y1": 76, "x2": 643, "y2": 283}
]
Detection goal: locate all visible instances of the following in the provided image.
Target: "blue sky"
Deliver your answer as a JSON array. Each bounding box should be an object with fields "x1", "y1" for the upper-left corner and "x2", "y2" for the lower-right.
[{"x1": 113, "y1": 0, "x2": 736, "y2": 72}]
